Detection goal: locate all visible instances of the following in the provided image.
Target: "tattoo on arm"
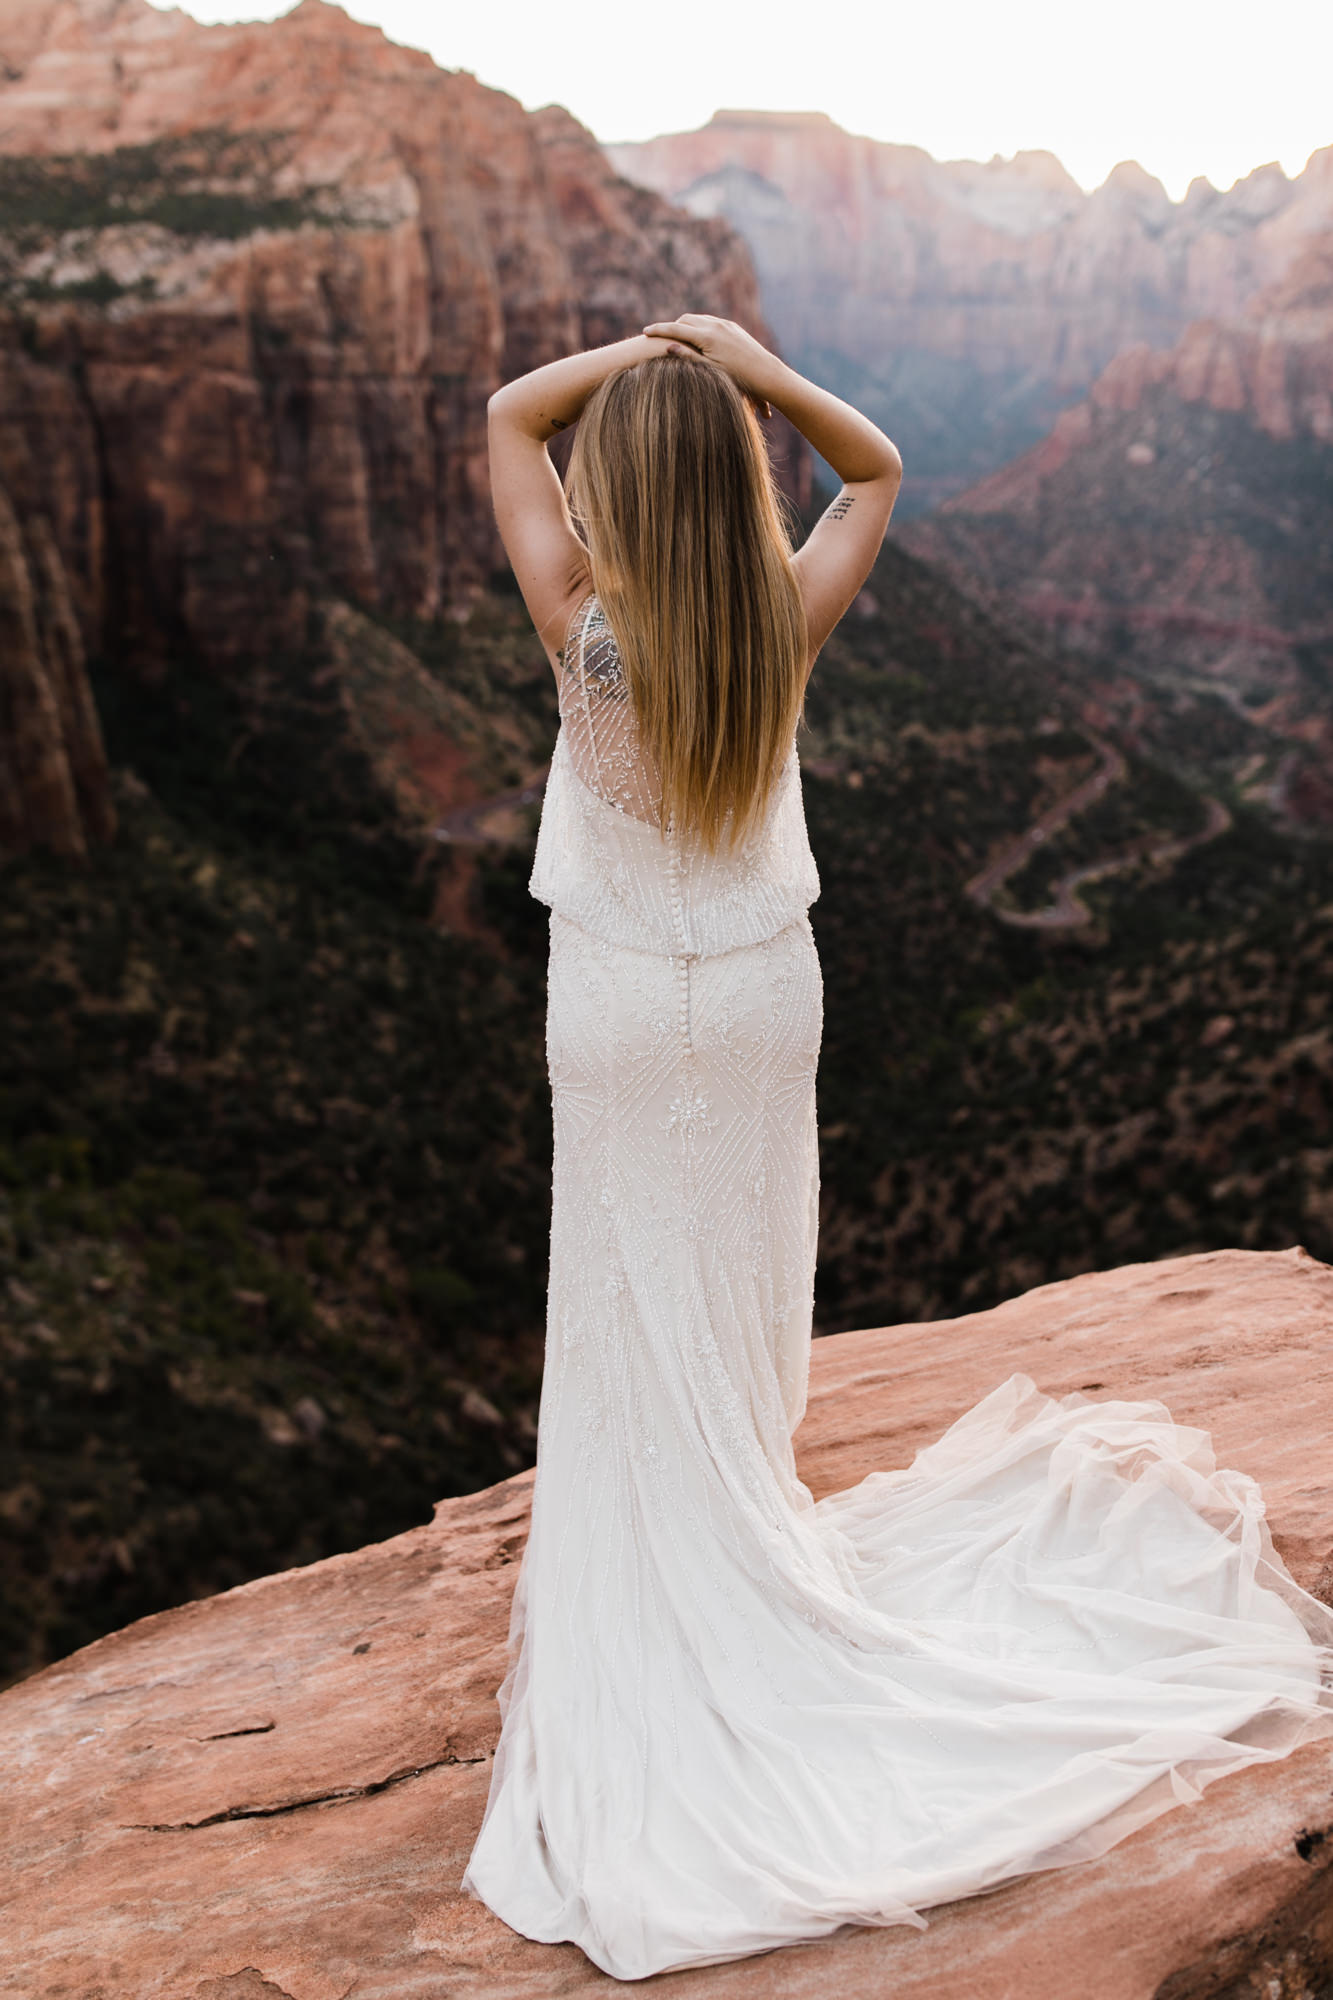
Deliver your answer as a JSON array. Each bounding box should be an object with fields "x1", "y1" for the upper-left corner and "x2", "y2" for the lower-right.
[
  {"x1": 826, "y1": 494, "x2": 855, "y2": 521},
  {"x1": 548, "y1": 416, "x2": 569, "y2": 433}
]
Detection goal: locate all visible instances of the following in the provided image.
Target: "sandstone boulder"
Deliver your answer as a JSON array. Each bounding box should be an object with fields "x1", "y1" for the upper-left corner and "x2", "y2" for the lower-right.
[{"x1": 5, "y1": 1247, "x2": 1332, "y2": 1998}]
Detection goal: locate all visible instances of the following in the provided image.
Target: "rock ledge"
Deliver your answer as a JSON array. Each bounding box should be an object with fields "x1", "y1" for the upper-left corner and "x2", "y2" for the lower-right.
[{"x1": 5, "y1": 1247, "x2": 1333, "y2": 1998}]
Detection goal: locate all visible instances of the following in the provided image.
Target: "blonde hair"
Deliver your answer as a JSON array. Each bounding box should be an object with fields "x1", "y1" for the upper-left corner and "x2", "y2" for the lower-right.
[{"x1": 566, "y1": 353, "x2": 807, "y2": 851}]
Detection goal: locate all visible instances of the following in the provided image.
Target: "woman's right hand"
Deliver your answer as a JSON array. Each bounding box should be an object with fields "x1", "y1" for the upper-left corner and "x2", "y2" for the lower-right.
[{"x1": 642, "y1": 315, "x2": 787, "y2": 409}]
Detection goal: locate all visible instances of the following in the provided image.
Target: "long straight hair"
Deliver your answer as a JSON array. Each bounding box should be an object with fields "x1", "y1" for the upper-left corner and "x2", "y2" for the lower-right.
[{"x1": 565, "y1": 353, "x2": 807, "y2": 851}]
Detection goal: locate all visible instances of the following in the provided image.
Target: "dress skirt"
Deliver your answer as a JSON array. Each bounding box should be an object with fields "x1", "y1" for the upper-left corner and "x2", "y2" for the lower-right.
[{"x1": 461, "y1": 911, "x2": 1333, "y2": 1982}]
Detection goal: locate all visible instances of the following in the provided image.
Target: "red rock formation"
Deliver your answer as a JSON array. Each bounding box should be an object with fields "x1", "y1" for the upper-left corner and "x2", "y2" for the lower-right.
[
  {"x1": 5, "y1": 1248, "x2": 1333, "y2": 1995},
  {"x1": 0, "y1": 0, "x2": 792, "y2": 854},
  {"x1": 0, "y1": 482, "x2": 115, "y2": 856},
  {"x1": 613, "y1": 109, "x2": 1333, "y2": 376},
  {"x1": 0, "y1": 337, "x2": 114, "y2": 854},
  {"x1": 898, "y1": 237, "x2": 1333, "y2": 755},
  {"x1": 956, "y1": 235, "x2": 1333, "y2": 512},
  {"x1": 895, "y1": 230, "x2": 1333, "y2": 834},
  {"x1": 610, "y1": 111, "x2": 1333, "y2": 510}
]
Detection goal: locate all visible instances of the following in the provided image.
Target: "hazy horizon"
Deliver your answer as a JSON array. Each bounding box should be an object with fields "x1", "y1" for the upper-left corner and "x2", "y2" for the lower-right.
[
  {"x1": 142, "y1": 0, "x2": 1332, "y2": 201},
  {"x1": 600, "y1": 106, "x2": 1315, "y2": 204}
]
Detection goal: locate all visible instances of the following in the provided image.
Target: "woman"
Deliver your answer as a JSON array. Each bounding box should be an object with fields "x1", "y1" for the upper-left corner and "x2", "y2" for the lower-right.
[{"x1": 462, "y1": 316, "x2": 1332, "y2": 1980}]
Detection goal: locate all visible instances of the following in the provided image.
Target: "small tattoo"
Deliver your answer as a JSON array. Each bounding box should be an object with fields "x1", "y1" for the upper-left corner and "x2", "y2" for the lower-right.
[
  {"x1": 826, "y1": 495, "x2": 855, "y2": 521},
  {"x1": 549, "y1": 416, "x2": 569, "y2": 432}
]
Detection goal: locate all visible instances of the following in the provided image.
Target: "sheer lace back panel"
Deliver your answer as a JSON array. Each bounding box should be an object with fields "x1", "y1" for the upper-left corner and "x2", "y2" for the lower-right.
[
  {"x1": 559, "y1": 595, "x2": 663, "y2": 826},
  {"x1": 529, "y1": 592, "x2": 821, "y2": 959}
]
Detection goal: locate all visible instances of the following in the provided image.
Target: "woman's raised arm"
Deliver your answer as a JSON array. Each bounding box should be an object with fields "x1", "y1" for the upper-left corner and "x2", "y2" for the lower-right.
[
  {"x1": 643, "y1": 315, "x2": 902, "y2": 665},
  {"x1": 487, "y1": 335, "x2": 668, "y2": 669}
]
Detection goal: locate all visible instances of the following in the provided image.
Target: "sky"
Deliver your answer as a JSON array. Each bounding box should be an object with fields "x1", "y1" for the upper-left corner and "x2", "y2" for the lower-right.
[{"x1": 145, "y1": 0, "x2": 1333, "y2": 201}]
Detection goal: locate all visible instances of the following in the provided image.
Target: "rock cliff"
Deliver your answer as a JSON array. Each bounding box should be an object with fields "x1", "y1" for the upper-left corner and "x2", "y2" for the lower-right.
[
  {"x1": 0, "y1": 0, "x2": 786, "y2": 857},
  {"x1": 5, "y1": 1247, "x2": 1333, "y2": 1997},
  {"x1": 900, "y1": 235, "x2": 1333, "y2": 820},
  {"x1": 0, "y1": 384, "x2": 114, "y2": 856},
  {"x1": 609, "y1": 110, "x2": 1333, "y2": 510}
]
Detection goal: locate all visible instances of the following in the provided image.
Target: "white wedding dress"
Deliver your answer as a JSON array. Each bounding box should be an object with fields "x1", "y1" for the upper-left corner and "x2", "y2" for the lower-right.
[{"x1": 461, "y1": 595, "x2": 1333, "y2": 1981}]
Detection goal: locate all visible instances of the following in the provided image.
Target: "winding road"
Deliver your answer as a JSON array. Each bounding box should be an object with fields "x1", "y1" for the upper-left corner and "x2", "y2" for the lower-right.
[
  {"x1": 966, "y1": 734, "x2": 1231, "y2": 931},
  {"x1": 964, "y1": 734, "x2": 1126, "y2": 912},
  {"x1": 990, "y1": 795, "x2": 1233, "y2": 930}
]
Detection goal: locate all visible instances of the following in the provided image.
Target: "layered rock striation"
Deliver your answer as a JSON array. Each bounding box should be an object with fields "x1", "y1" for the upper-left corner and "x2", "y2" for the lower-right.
[
  {"x1": 0, "y1": 360, "x2": 114, "y2": 855},
  {"x1": 900, "y1": 235, "x2": 1333, "y2": 816},
  {"x1": 5, "y1": 1247, "x2": 1333, "y2": 1997},
  {"x1": 0, "y1": 0, "x2": 786, "y2": 857},
  {"x1": 610, "y1": 110, "x2": 1333, "y2": 509}
]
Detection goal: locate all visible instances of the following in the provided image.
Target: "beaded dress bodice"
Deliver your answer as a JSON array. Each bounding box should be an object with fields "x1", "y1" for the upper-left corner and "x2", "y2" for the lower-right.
[{"x1": 529, "y1": 595, "x2": 820, "y2": 957}]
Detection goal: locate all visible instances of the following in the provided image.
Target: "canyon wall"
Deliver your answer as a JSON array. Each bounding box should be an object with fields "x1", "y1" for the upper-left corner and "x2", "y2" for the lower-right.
[
  {"x1": 900, "y1": 235, "x2": 1333, "y2": 817},
  {"x1": 610, "y1": 110, "x2": 1333, "y2": 508},
  {"x1": 0, "y1": 0, "x2": 786, "y2": 856},
  {"x1": 0, "y1": 500, "x2": 114, "y2": 857}
]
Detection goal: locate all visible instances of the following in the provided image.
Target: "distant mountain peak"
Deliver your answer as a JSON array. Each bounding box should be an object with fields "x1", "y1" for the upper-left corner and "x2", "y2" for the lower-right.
[
  {"x1": 1005, "y1": 148, "x2": 1083, "y2": 192},
  {"x1": 609, "y1": 109, "x2": 1331, "y2": 519},
  {"x1": 708, "y1": 108, "x2": 839, "y2": 131},
  {"x1": 1097, "y1": 159, "x2": 1171, "y2": 204}
]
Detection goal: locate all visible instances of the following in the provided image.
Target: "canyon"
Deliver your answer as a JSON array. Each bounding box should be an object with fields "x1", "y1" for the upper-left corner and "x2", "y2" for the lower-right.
[
  {"x1": 4, "y1": 4, "x2": 1333, "y2": 1896},
  {"x1": 610, "y1": 110, "x2": 1333, "y2": 510},
  {"x1": 901, "y1": 231, "x2": 1333, "y2": 823},
  {"x1": 610, "y1": 106, "x2": 1333, "y2": 822}
]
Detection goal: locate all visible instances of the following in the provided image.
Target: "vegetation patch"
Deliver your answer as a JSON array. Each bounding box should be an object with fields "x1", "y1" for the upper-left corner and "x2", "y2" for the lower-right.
[
  {"x1": 0, "y1": 128, "x2": 373, "y2": 307},
  {"x1": 0, "y1": 129, "x2": 354, "y2": 246}
]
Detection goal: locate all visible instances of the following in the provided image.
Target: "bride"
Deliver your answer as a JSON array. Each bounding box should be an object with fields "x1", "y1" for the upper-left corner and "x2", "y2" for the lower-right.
[{"x1": 461, "y1": 315, "x2": 1333, "y2": 1980}]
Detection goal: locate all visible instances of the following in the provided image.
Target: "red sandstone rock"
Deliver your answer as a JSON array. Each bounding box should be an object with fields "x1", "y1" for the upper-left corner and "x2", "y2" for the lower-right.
[
  {"x1": 0, "y1": 343, "x2": 114, "y2": 856},
  {"x1": 0, "y1": 1, "x2": 779, "y2": 646},
  {"x1": 610, "y1": 111, "x2": 1333, "y2": 516},
  {"x1": 0, "y1": 0, "x2": 788, "y2": 856},
  {"x1": 908, "y1": 288, "x2": 1333, "y2": 526},
  {"x1": 611, "y1": 109, "x2": 1333, "y2": 395},
  {"x1": 4, "y1": 1248, "x2": 1332, "y2": 1996},
  {"x1": 898, "y1": 232, "x2": 1333, "y2": 798}
]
